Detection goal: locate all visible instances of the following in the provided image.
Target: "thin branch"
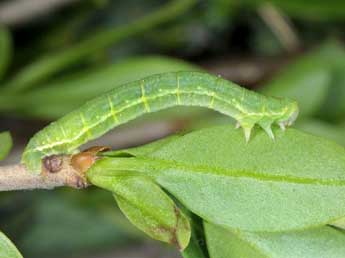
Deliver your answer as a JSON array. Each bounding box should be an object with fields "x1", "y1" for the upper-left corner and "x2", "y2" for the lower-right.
[
  {"x1": 0, "y1": 155, "x2": 88, "y2": 191},
  {"x1": 258, "y1": 3, "x2": 300, "y2": 53},
  {"x1": 0, "y1": 0, "x2": 79, "y2": 26}
]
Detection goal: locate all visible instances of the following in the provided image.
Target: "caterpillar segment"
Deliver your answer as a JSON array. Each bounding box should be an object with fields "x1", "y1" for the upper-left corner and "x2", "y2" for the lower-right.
[{"x1": 22, "y1": 71, "x2": 299, "y2": 173}]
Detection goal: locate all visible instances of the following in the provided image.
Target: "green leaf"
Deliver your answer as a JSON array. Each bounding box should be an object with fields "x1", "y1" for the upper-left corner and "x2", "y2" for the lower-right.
[
  {"x1": 182, "y1": 233, "x2": 206, "y2": 258},
  {"x1": 88, "y1": 125, "x2": 345, "y2": 232},
  {"x1": 0, "y1": 132, "x2": 12, "y2": 161},
  {"x1": 181, "y1": 219, "x2": 207, "y2": 258},
  {"x1": 0, "y1": 26, "x2": 11, "y2": 80},
  {"x1": 205, "y1": 222, "x2": 266, "y2": 258},
  {"x1": 103, "y1": 134, "x2": 181, "y2": 158},
  {"x1": 332, "y1": 217, "x2": 345, "y2": 230},
  {"x1": 261, "y1": 45, "x2": 334, "y2": 117},
  {"x1": 295, "y1": 119, "x2": 345, "y2": 146},
  {"x1": 0, "y1": 231, "x2": 23, "y2": 258},
  {"x1": 204, "y1": 222, "x2": 345, "y2": 258},
  {"x1": 90, "y1": 174, "x2": 191, "y2": 250}
]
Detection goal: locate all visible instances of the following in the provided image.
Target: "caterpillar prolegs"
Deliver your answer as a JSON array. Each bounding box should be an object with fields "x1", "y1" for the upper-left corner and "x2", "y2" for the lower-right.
[{"x1": 22, "y1": 71, "x2": 299, "y2": 173}]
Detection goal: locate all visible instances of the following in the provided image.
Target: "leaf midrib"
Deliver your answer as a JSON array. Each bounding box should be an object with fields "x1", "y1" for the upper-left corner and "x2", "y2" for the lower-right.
[{"x1": 126, "y1": 157, "x2": 345, "y2": 187}]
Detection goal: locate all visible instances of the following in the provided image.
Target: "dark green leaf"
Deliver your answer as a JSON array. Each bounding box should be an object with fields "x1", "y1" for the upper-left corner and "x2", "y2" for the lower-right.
[
  {"x1": 88, "y1": 125, "x2": 345, "y2": 232},
  {"x1": 181, "y1": 219, "x2": 207, "y2": 258},
  {"x1": 0, "y1": 132, "x2": 12, "y2": 161},
  {"x1": 0, "y1": 26, "x2": 11, "y2": 81},
  {"x1": 182, "y1": 234, "x2": 207, "y2": 258},
  {"x1": 204, "y1": 222, "x2": 345, "y2": 258}
]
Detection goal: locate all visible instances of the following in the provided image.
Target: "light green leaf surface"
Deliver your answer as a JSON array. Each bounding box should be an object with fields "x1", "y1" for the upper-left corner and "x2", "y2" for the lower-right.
[
  {"x1": 331, "y1": 217, "x2": 345, "y2": 230},
  {"x1": 90, "y1": 174, "x2": 191, "y2": 250},
  {"x1": 0, "y1": 231, "x2": 23, "y2": 258},
  {"x1": 0, "y1": 132, "x2": 12, "y2": 161},
  {"x1": 88, "y1": 125, "x2": 345, "y2": 232},
  {"x1": 204, "y1": 222, "x2": 345, "y2": 258}
]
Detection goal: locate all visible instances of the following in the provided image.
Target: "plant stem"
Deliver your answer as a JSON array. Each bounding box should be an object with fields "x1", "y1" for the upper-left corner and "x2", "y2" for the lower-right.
[
  {"x1": 0, "y1": 156, "x2": 88, "y2": 191},
  {"x1": 2, "y1": 0, "x2": 197, "y2": 93},
  {"x1": 257, "y1": 3, "x2": 300, "y2": 52}
]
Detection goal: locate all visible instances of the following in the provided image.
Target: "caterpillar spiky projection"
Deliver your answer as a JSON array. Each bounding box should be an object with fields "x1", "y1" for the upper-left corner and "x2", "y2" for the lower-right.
[{"x1": 22, "y1": 71, "x2": 299, "y2": 173}]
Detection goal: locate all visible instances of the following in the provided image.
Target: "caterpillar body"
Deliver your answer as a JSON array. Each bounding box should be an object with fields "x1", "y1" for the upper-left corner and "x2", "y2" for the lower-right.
[{"x1": 22, "y1": 71, "x2": 299, "y2": 173}]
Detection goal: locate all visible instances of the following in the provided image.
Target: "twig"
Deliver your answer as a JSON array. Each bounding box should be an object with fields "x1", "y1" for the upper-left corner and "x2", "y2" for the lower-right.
[
  {"x1": 258, "y1": 3, "x2": 300, "y2": 52},
  {"x1": 0, "y1": 155, "x2": 88, "y2": 191},
  {"x1": 0, "y1": 0, "x2": 79, "y2": 26}
]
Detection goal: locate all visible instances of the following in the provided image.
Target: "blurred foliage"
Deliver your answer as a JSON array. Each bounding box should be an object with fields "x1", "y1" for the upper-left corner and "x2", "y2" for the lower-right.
[
  {"x1": 0, "y1": 26, "x2": 12, "y2": 81},
  {"x1": 259, "y1": 41, "x2": 345, "y2": 144},
  {"x1": 18, "y1": 190, "x2": 141, "y2": 258},
  {"x1": 260, "y1": 43, "x2": 336, "y2": 117},
  {"x1": 244, "y1": 0, "x2": 345, "y2": 21},
  {"x1": 0, "y1": 56, "x2": 199, "y2": 119},
  {"x1": 2, "y1": 0, "x2": 345, "y2": 257},
  {"x1": 1, "y1": 0, "x2": 197, "y2": 93}
]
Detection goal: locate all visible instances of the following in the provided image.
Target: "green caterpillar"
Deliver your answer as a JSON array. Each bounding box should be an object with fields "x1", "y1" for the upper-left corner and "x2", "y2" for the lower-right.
[{"x1": 22, "y1": 71, "x2": 299, "y2": 173}]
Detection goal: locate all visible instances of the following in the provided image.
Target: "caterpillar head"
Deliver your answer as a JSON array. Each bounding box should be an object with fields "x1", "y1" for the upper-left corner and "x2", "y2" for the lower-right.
[{"x1": 277, "y1": 100, "x2": 299, "y2": 129}]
